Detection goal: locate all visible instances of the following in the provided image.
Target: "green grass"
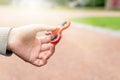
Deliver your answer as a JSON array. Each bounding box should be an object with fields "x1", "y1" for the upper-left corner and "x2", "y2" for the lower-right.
[{"x1": 71, "y1": 17, "x2": 120, "y2": 30}]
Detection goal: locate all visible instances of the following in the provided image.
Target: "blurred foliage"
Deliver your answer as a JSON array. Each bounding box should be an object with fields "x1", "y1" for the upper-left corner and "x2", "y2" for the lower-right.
[
  {"x1": 49, "y1": 0, "x2": 71, "y2": 5},
  {"x1": 0, "y1": 0, "x2": 11, "y2": 5},
  {"x1": 47, "y1": 0, "x2": 106, "y2": 7},
  {"x1": 48, "y1": 0, "x2": 74, "y2": 5},
  {"x1": 54, "y1": 0, "x2": 68, "y2": 5},
  {"x1": 84, "y1": 0, "x2": 106, "y2": 7}
]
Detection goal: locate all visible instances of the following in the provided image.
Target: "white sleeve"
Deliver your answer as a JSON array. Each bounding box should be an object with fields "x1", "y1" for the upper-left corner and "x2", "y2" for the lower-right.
[{"x1": 0, "y1": 27, "x2": 12, "y2": 56}]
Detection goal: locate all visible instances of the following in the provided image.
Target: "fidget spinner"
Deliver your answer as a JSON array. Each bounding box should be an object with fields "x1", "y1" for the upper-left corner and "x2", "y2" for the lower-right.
[{"x1": 50, "y1": 21, "x2": 71, "y2": 44}]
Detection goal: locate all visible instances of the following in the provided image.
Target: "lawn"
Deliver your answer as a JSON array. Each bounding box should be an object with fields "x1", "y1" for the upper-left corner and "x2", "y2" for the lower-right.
[{"x1": 71, "y1": 17, "x2": 120, "y2": 30}]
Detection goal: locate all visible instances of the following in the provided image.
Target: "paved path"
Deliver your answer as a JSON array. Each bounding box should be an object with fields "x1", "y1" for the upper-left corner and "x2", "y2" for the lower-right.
[{"x1": 0, "y1": 8, "x2": 120, "y2": 80}]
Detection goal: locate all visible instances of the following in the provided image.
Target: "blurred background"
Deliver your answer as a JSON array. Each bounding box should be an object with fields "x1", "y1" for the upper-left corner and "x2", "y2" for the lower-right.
[
  {"x1": 0, "y1": 0, "x2": 120, "y2": 80},
  {"x1": 0, "y1": 0, "x2": 120, "y2": 30}
]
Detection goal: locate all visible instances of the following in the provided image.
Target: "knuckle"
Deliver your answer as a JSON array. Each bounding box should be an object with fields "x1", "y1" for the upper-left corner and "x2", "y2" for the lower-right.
[
  {"x1": 43, "y1": 55, "x2": 48, "y2": 60},
  {"x1": 41, "y1": 60, "x2": 47, "y2": 66},
  {"x1": 45, "y1": 36, "x2": 51, "y2": 42}
]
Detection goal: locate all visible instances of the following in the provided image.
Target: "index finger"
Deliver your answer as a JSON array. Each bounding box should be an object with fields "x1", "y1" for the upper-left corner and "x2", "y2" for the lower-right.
[
  {"x1": 40, "y1": 36, "x2": 51, "y2": 44},
  {"x1": 32, "y1": 24, "x2": 58, "y2": 32}
]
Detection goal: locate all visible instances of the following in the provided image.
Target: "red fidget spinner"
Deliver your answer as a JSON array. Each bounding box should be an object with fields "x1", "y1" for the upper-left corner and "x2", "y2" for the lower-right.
[{"x1": 50, "y1": 21, "x2": 71, "y2": 44}]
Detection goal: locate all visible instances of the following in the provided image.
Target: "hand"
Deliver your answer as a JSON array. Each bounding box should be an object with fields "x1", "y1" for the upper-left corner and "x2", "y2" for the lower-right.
[{"x1": 7, "y1": 24, "x2": 57, "y2": 67}]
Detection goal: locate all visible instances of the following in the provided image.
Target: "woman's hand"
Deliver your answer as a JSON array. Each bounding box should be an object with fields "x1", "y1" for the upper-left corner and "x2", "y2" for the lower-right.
[{"x1": 7, "y1": 24, "x2": 57, "y2": 67}]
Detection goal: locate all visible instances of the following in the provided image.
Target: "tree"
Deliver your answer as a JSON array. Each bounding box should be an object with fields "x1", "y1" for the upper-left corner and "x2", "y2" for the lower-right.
[
  {"x1": 46, "y1": 0, "x2": 75, "y2": 6},
  {"x1": 105, "y1": 0, "x2": 112, "y2": 10},
  {"x1": 84, "y1": 0, "x2": 105, "y2": 7}
]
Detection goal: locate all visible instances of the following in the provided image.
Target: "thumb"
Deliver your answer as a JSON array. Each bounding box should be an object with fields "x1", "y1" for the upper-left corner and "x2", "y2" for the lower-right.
[{"x1": 32, "y1": 24, "x2": 58, "y2": 32}]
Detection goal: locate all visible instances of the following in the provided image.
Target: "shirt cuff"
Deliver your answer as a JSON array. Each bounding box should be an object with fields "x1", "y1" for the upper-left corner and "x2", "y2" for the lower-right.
[{"x1": 0, "y1": 27, "x2": 12, "y2": 56}]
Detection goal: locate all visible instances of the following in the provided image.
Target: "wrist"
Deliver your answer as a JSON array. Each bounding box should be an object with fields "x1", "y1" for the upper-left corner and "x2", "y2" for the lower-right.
[{"x1": 7, "y1": 28, "x2": 14, "y2": 51}]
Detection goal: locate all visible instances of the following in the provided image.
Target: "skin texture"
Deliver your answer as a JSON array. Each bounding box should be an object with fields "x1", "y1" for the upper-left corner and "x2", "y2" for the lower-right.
[{"x1": 7, "y1": 24, "x2": 57, "y2": 67}]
